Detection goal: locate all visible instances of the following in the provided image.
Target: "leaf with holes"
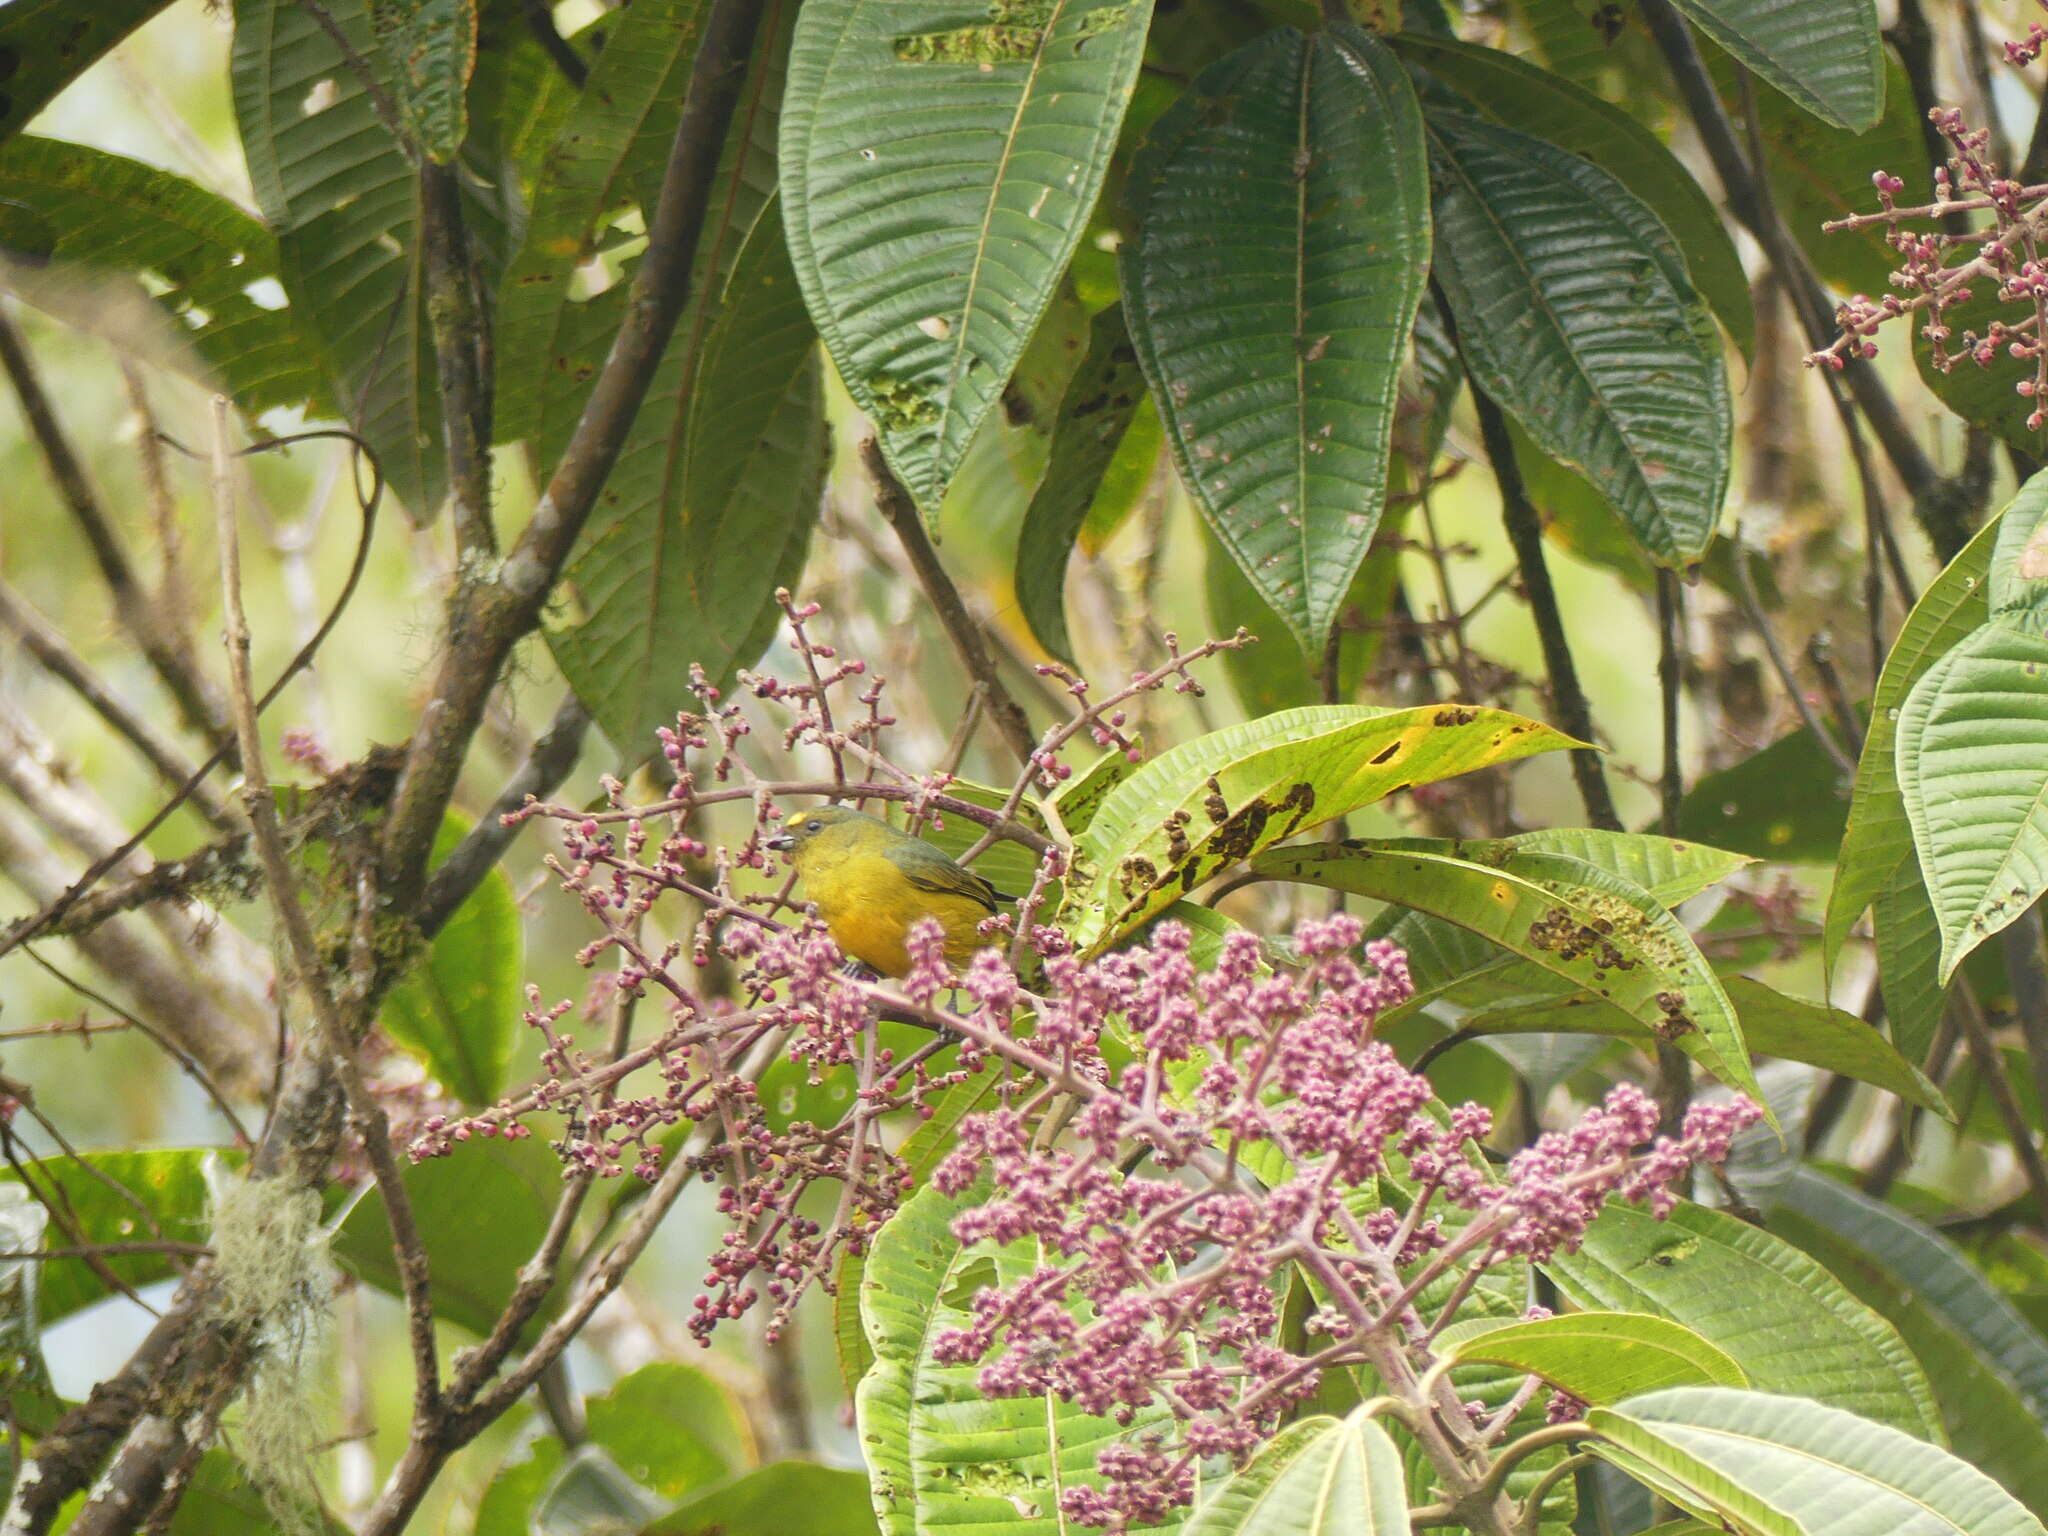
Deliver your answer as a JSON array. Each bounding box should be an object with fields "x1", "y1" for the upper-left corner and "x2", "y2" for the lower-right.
[
  {"x1": 1427, "y1": 108, "x2": 1730, "y2": 568},
  {"x1": 1070, "y1": 704, "x2": 1575, "y2": 954},
  {"x1": 1673, "y1": 0, "x2": 1883, "y2": 131},
  {"x1": 0, "y1": 135, "x2": 319, "y2": 414},
  {"x1": 368, "y1": 0, "x2": 477, "y2": 162},
  {"x1": 1591, "y1": 1387, "x2": 2043, "y2": 1536},
  {"x1": 232, "y1": 0, "x2": 516, "y2": 521},
  {"x1": 1122, "y1": 25, "x2": 1430, "y2": 651},
  {"x1": 1550, "y1": 1201, "x2": 1942, "y2": 1439},
  {"x1": 780, "y1": 0, "x2": 1152, "y2": 516},
  {"x1": 1897, "y1": 621, "x2": 2048, "y2": 982},
  {"x1": 1249, "y1": 838, "x2": 1761, "y2": 1103}
]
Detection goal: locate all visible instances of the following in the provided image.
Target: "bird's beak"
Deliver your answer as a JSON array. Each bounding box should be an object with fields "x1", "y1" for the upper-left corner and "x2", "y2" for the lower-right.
[{"x1": 764, "y1": 833, "x2": 793, "y2": 851}]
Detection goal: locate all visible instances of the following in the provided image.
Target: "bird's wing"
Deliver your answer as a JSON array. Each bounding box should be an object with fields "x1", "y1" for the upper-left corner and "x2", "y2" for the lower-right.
[{"x1": 891, "y1": 843, "x2": 1007, "y2": 910}]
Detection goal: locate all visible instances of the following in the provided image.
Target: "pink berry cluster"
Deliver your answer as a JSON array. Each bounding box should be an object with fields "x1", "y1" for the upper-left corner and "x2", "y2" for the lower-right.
[
  {"x1": 1810, "y1": 7, "x2": 2048, "y2": 429},
  {"x1": 912, "y1": 914, "x2": 1758, "y2": 1530}
]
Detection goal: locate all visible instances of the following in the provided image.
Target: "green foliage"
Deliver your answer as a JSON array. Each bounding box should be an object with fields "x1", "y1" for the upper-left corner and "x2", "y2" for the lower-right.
[
  {"x1": 1181, "y1": 1410, "x2": 1412, "y2": 1536},
  {"x1": 1122, "y1": 24, "x2": 1431, "y2": 651},
  {"x1": 0, "y1": 0, "x2": 179, "y2": 145},
  {"x1": 1435, "y1": 1310, "x2": 1747, "y2": 1402},
  {"x1": 1670, "y1": 0, "x2": 1884, "y2": 130},
  {"x1": 368, "y1": 0, "x2": 479, "y2": 163}
]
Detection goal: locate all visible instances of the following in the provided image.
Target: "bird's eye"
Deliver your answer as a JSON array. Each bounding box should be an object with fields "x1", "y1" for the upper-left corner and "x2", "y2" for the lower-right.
[{"x1": 806, "y1": 819, "x2": 822, "y2": 833}]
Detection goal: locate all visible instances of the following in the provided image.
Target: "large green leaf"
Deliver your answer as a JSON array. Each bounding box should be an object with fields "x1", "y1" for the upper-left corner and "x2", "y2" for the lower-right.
[
  {"x1": 1251, "y1": 838, "x2": 1762, "y2": 1102},
  {"x1": 0, "y1": 136, "x2": 319, "y2": 413},
  {"x1": 1874, "y1": 862, "x2": 1949, "y2": 1066},
  {"x1": 0, "y1": 1, "x2": 176, "y2": 145},
  {"x1": 1897, "y1": 622, "x2": 2048, "y2": 982},
  {"x1": 380, "y1": 810, "x2": 521, "y2": 1107},
  {"x1": 1390, "y1": 34, "x2": 1751, "y2": 360},
  {"x1": 1550, "y1": 1201, "x2": 1942, "y2": 1440},
  {"x1": 1121, "y1": 24, "x2": 1431, "y2": 650},
  {"x1": 1016, "y1": 303, "x2": 1150, "y2": 666},
  {"x1": 780, "y1": 0, "x2": 1152, "y2": 514},
  {"x1": 232, "y1": 0, "x2": 514, "y2": 521},
  {"x1": 546, "y1": 208, "x2": 825, "y2": 756},
  {"x1": 1182, "y1": 1409, "x2": 1410, "y2": 1536},
  {"x1": 368, "y1": 0, "x2": 477, "y2": 163},
  {"x1": 0, "y1": 1147, "x2": 224, "y2": 1324},
  {"x1": 855, "y1": 1179, "x2": 1171, "y2": 1536},
  {"x1": 646, "y1": 1462, "x2": 881, "y2": 1535},
  {"x1": 1070, "y1": 704, "x2": 1576, "y2": 952},
  {"x1": 1590, "y1": 1386, "x2": 2045, "y2": 1536},
  {"x1": 1675, "y1": 0, "x2": 1883, "y2": 131},
  {"x1": 1769, "y1": 1169, "x2": 2048, "y2": 1518},
  {"x1": 335, "y1": 1136, "x2": 570, "y2": 1337},
  {"x1": 1427, "y1": 108, "x2": 1730, "y2": 568},
  {"x1": 1826, "y1": 509, "x2": 2002, "y2": 963},
  {"x1": 1437, "y1": 1310, "x2": 1747, "y2": 1404},
  {"x1": 580, "y1": 1363, "x2": 751, "y2": 1503}
]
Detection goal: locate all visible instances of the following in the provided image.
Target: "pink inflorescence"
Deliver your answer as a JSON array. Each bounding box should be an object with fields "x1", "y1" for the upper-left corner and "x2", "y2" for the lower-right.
[{"x1": 914, "y1": 914, "x2": 1758, "y2": 1530}]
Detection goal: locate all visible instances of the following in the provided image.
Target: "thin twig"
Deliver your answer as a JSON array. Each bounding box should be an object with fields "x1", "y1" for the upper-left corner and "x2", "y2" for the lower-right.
[{"x1": 1731, "y1": 535, "x2": 1856, "y2": 776}]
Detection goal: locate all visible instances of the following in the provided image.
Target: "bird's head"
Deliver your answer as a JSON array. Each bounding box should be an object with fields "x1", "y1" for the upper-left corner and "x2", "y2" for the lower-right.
[{"x1": 763, "y1": 805, "x2": 874, "y2": 856}]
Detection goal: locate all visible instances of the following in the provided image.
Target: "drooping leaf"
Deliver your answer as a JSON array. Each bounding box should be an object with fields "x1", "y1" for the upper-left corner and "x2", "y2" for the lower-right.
[
  {"x1": 1673, "y1": 0, "x2": 1884, "y2": 131},
  {"x1": 380, "y1": 810, "x2": 521, "y2": 1107},
  {"x1": 1590, "y1": 1386, "x2": 2045, "y2": 1536},
  {"x1": 0, "y1": 136, "x2": 319, "y2": 413},
  {"x1": 1251, "y1": 838, "x2": 1762, "y2": 1102},
  {"x1": 1826, "y1": 506, "x2": 2001, "y2": 963},
  {"x1": 1550, "y1": 1201, "x2": 1943, "y2": 1440},
  {"x1": 368, "y1": 0, "x2": 478, "y2": 162},
  {"x1": 1182, "y1": 1409, "x2": 1411, "y2": 1536},
  {"x1": 781, "y1": 0, "x2": 1153, "y2": 514},
  {"x1": 1769, "y1": 1169, "x2": 2048, "y2": 1518},
  {"x1": 334, "y1": 1135, "x2": 570, "y2": 1337},
  {"x1": 0, "y1": 0, "x2": 177, "y2": 146},
  {"x1": 1427, "y1": 108, "x2": 1731, "y2": 568},
  {"x1": 646, "y1": 1462, "x2": 881, "y2": 1535},
  {"x1": 545, "y1": 207, "x2": 825, "y2": 756},
  {"x1": 1016, "y1": 303, "x2": 1150, "y2": 666},
  {"x1": 1391, "y1": 34, "x2": 1752, "y2": 360},
  {"x1": 1071, "y1": 704, "x2": 1576, "y2": 953},
  {"x1": 1121, "y1": 24, "x2": 1432, "y2": 650},
  {"x1": 1897, "y1": 622, "x2": 2048, "y2": 982},
  {"x1": 232, "y1": 0, "x2": 516, "y2": 520},
  {"x1": 1436, "y1": 1310, "x2": 1747, "y2": 1404},
  {"x1": 856, "y1": 1179, "x2": 1172, "y2": 1536}
]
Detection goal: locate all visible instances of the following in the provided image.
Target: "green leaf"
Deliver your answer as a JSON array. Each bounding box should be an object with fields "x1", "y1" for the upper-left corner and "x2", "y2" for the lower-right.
[
  {"x1": 0, "y1": 1147, "x2": 226, "y2": 1324},
  {"x1": 1251, "y1": 838, "x2": 1762, "y2": 1103},
  {"x1": 1016, "y1": 303, "x2": 1150, "y2": 666},
  {"x1": 1047, "y1": 746, "x2": 1141, "y2": 843},
  {"x1": 1071, "y1": 704, "x2": 1576, "y2": 952},
  {"x1": 0, "y1": 1, "x2": 177, "y2": 147},
  {"x1": 1916, "y1": 281, "x2": 2048, "y2": 452},
  {"x1": 536, "y1": 1446, "x2": 667, "y2": 1536},
  {"x1": 1550, "y1": 1201, "x2": 1943, "y2": 1440},
  {"x1": 232, "y1": 0, "x2": 515, "y2": 520},
  {"x1": 1437, "y1": 1311, "x2": 1747, "y2": 1403},
  {"x1": 1121, "y1": 24, "x2": 1431, "y2": 650},
  {"x1": 1769, "y1": 1169, "x2": 2048, "y2": 1518},
  {"x1": 781, "y1": 0, "x2": 1153, "y2": 514},
  {"x1": 475, "y1": 1436, "x2": 567, "y2": 1536},
  {"x1": 1874, "y1": 862, "x2": 1948, "y2": 1065},
  {"x1": 856, "y1": 1179, "x2": 1171, "y2": 1535},
  {"x1": 645, "y1": 1461, "x2": 882, "y2": 1535},
  {"x1": 1427, "y1": 108, "x2": 1730, "y2": 568},
  {"x1": 1676, "y1": 717, "x2": 1852, "y2": 864},
  {"x1": 1897, "y1": 622, "x2": 2048, "y2": 982},
  {"x1": 368, "y1": 0, "x2": 478, "y2": 162},
  {"x1": 545, "y1": 207, "x2": 825, "y2": 756},
  {"x1": 1590, "y1": 1386, "x2": 2045, "y2": 1536},
  {"x1": 583, "y1": 1363, "x2": 752, "y2": 1503},
  {"x1": 0, "y1": 136, "x2": 319, "y2": 414},
  {"x1": 1182, "y1": 1409, "x2": 1411, "y2": 1536},
  {"x1": 380, "y1": 811, "x2": 521, "y2": 1107},
  {"x1": 1390, "y1": 34, "x2": 1752, "y2": 360},
  {"x1": 1990, "y1": 472, "x2": 2048, "y2": 626},
  {"x1": 1673, "y1": 0, "x2": 1883, "y2": 131},
  {"x1": 1457, "y1": 974, "x2": 1949, "y2": 1117},
  {"x1": 1826, "y1": 508, "x2": 2000, "y2": 964},
  {"x1": 334, "y1": 1135, "x2": 570, "y2": 1336}
]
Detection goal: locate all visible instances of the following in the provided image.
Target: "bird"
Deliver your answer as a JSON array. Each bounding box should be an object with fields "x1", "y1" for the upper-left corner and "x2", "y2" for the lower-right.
[{"x1": 764, "y1": 806, "x2": 1013, "y2": 977}]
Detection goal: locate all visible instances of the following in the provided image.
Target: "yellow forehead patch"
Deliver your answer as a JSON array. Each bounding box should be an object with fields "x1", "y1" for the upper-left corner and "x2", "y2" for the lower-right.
[{"x1": 783, "y1": 809, "x2": 810, "y2": 828}]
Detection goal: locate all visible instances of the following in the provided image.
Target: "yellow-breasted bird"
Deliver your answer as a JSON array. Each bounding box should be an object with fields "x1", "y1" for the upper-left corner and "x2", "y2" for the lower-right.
[{"x1": 765, "y1": 806, "x2": 1013, "y2": 977}]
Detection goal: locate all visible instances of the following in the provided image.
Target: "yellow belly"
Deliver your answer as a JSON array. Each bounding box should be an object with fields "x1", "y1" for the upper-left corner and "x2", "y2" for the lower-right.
[{"x1": 812, "y1": 871, "x2": 992, "y2": 977}]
